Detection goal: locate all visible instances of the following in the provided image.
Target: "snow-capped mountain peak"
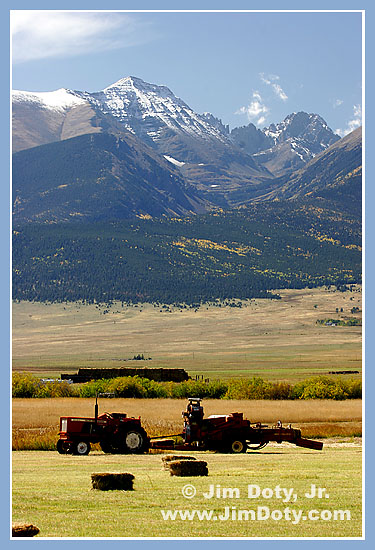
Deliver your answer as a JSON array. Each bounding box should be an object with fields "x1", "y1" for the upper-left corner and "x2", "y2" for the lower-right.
[
  {"x1": 262, "y1": 111, "x2": 336, "y2": 147},
  {"x1": 103, "y1": 75, "x2": 181, "y2": 101},
  {"x1": 73, "y1": 76, "x2": 228, "y2": 146},
  {"x1": 12, "y1": 88, "x2": 86, "y2": 112},
  {"x1": 231, "y1": 111, "x2": 340, "y2": 176}
]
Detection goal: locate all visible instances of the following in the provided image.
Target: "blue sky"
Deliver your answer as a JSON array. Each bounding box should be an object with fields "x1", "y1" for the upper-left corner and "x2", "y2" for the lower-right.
[{"x1": 11, "y1": 10, "x2": 362, "y2": 136}]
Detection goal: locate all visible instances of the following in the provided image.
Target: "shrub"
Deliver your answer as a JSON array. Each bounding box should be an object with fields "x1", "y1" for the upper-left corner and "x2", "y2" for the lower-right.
[
  {"x1": 107, "y1": 376, "x2": 147, "y2": 398},
  {"x1": 12, "y1": 373, "x2": 76, "y2": 398},
  {"x1": 164, "y1": 379, "x2": 228, "y2": 399},
  {"x1": 224, "y1": 378, "x2": 273, "y2": 400},
  {"x1": 78, "y1": 379, "x2": 109, "y2": 398},
  {"x1": 268, "y1": 382, "x2": 294, "y2": 400},
  {"x1": 292, "y1": 376, "x2": 361, "y2": 400},
  {"x1": 12, "y1": 373, "x2": 39, "y2": 397},
  {"x1": 346, "y1": 378, "x2": 362, "y2": 398},
  {"x1": 12, "y1": 372, "x2": 362, "y2": 401},
  {"x1": 78, "y1": 376, "x2": 170, "y2": 398}
]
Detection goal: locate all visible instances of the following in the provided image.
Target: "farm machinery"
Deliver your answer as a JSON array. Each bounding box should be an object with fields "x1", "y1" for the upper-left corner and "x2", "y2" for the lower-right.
[
  {"x1": 57, "y1": 393, "x2": 150, "y2": 455},
  {"x1": 152, "y1": 398, "x2": 323, "y2": 452},
  {"x1": 57, "y1": 396, "x2": 323, "y2": 455}
]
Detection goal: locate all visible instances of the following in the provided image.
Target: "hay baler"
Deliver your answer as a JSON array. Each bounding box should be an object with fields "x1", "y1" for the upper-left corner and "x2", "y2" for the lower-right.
[
  {"x1": 151, "y1": 398, "x2": 323, "y2": 453},
  {"x1": 57, "y1": 394, "x2": 149, "y2": 455}
]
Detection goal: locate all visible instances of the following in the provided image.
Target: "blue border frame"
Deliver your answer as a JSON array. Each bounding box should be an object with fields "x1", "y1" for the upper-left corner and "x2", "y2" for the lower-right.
[{"x1": 3, "y1": 2, "x2": 372, "y2": 548}]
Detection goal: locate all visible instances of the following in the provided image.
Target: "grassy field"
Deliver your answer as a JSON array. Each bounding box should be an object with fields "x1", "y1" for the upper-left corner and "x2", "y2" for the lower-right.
[
  {"x1": 12, "y1": 398, "x2": 363, "y2": 538},
  {"x1": 12, "y1": 398, "x2": 362, "y2": 450},
  {"x1": 12, "y1": 444, "x2": 362, "y2": 538},
  {"x1": 12, "y1": 286, "x2": 362, "y2": 382}
]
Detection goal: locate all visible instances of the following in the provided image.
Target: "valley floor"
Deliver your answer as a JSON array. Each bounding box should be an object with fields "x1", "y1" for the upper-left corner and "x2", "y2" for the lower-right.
[{"x1": 12, "y1": 286, "x2": 362, "y2": 382}]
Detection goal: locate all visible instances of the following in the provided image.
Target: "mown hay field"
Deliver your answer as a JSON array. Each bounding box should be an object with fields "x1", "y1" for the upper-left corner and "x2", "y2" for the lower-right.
[
  {"x1": 12, "y1": 287, "x2": 362, "y2": 382},
  {"x1": 12, "y1": 444, "x2": 362, "y2": 538}
]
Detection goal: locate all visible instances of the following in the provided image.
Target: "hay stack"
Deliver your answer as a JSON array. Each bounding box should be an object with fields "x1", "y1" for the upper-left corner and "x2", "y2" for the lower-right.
[
  {"x1": 168, "y1": 460, "x2": 208, "y2": 477},
  {"x1": 12, "y1": 523, "x2": 39, "y2": 537},
  {"x1": 91, "y1": 473, "x2": 134, "y2": 491},
  {"x1": 161, "y1": 455, "x2": 196, "y2": 470}
]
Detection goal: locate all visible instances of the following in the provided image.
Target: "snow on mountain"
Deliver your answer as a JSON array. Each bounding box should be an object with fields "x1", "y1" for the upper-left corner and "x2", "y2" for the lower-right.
[
  {"x1": 262, "y1": 112, "x2": 337, "y2": 152},
  {"x1": 263, "y1": 115, "x2": 294, "y2": 142},
  {"x1": 12, "y1": 77, "x2": 343, "y2": 203},
  {"x1": 74, "y1": 76, "x2": 228, "y2": 145},
  {"x1": 164, "y1": 155, "x2": 186, "y2": 167},
  {"x1": 231, "y1": 111, "x2": 340, "y2": 176},
  {"x1": 12, "y1": 88, "x2": 86, "y2": 112}
]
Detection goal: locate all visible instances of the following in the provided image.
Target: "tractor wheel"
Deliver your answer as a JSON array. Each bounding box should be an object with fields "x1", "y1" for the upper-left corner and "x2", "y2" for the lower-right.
[
  {"x1": 99, "y1": 441, "x2": 113, "y2": 454},
  {"x1": 56, "y1": 439, "x2": 68, "y2": 454},
  {"x1": 113, "y1": 428, "x2": 149, "y2": 454},
  {"x1": 72, "y1": 441, "x2": 91, "y2": 456},
  {"x1": 124, "y1": 428, "x2": 149, "y2": 453},
  {"x1": 229, "y1": 439, "x2": 247, "y2": 454}
]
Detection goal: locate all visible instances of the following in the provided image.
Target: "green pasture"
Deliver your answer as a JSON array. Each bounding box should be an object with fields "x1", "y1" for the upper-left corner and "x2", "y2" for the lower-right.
[{"x1": 12, "y1": 445, "x2": 362, "y2": 538}]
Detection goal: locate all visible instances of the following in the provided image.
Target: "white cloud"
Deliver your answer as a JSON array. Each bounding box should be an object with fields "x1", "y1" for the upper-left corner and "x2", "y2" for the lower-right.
[
  {"x1": 235, "y1": 90, "x2": 269, "y2": 126},
  {"x1": 260, "y1": 73, "x2": 288, "y2": 102},
  {"x1": 333, "y1": 99, "x2": 344, "y2": 108},
  {"x1": 335, "y1": 104, "x2": 362, "y2": 137},
  {"x1": 256, "y1": 116, "x2": 266, "y2": 126},
  {"x1": 11, "y1": 11, "x2": 153, "y2": 63}
]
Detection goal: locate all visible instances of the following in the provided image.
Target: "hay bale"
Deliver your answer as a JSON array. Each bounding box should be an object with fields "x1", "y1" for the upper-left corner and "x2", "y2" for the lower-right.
[
  {"x1": 168, "y1": 460, "x2": 208, "y2": 477},
  {"x1": 91, "y1": 473, "x2": 134, "y2": 491},
  {"x1": 161, "y1": 455, "x2": 196, "y2": 469},
  {"x1": 12, "y1": 523, "x2": 39, "y2": 537}
]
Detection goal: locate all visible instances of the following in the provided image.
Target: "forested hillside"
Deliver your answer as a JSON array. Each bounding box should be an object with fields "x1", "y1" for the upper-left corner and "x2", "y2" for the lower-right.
[{"x1": 13, "y1": 201, "x2": 361, "y2": 305}]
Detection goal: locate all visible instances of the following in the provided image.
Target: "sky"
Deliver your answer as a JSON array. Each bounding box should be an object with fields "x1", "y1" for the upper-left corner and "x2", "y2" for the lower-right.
[{"x1": 11, "y1": 10, "x2": 363, "y2": 137}]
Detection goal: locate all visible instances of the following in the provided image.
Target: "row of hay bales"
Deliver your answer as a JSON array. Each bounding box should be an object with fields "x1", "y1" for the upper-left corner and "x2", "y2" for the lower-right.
[
  {"x1": 12, "y1": 454, "x2": 207, "y2": 537},
  {"x1": 90, "y1": 456, "x2": 208, "y2": 491}
]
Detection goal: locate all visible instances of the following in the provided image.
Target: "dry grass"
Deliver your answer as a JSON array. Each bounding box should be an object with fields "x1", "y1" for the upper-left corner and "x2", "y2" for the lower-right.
[
  {"x1": 12, "y1": 287, "x2": 362, "y2": 381},
  {"x1": 12, "y1": 397, "x2": 362, "y2": 450}
]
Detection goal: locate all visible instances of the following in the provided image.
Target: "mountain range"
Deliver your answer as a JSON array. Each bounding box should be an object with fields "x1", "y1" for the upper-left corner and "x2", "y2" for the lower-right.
[
  {"x1": 12, "y1": 76, "x2": 362, "y2": 304},
  {"x1": 12, "y1": 76, "x2": 358, "y2": 223}
]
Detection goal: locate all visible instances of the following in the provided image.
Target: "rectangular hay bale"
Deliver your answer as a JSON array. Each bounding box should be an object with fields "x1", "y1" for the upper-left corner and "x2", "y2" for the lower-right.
[
  {"x1": 12, "y1": 523, "x2": 39, "y2": 537},
  {"x1": 162, "y1": 455, "x2": 196, "y2": 469},
  {"x1": 91, "y1": 473, "x2": 134, "y2": 491},
  {"x1": 168, "y1": 460, "x2": 208, "y2": 477}
]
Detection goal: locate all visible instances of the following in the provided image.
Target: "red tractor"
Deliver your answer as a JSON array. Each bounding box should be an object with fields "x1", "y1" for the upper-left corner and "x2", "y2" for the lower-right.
[{"x1": 57, "y1": 393, "x2": 149, "y2": 455}]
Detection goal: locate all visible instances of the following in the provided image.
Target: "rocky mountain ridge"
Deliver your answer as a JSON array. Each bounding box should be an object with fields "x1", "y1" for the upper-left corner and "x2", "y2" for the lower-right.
[{"x1": 12, "y1": 76, "x2": 360, "y2": 221}]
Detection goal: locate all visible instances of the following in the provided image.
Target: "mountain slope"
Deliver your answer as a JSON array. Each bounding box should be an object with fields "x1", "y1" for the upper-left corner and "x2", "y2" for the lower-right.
[
  {"x1": 231, "y1": 112, "x2": 340, "y2": 176},
  {"x1": 12, "y1": 203, "x2": 361, "y2": 305},
  {"x1": 12, "y1": 131, "x2": 208, "y2": 223},
  {"x1": 12, "y1": 89, "x2": 93, "y2": 152},
  {"x1": 12, "y1": 77, "x2": 359, "y2": 214},
  {"x1": 77, "y1": 76, "x2": 229, "y2": 149},
  {"x1": 12, "y1": 78, "x2": 274, "y2": 207},
  {"x1": 75, "y1": 77, "x2": 277, "y2": 206},
  {"x1": 260, "y1": 127, "x2": 362, "y2": 215}
]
